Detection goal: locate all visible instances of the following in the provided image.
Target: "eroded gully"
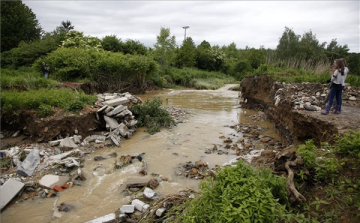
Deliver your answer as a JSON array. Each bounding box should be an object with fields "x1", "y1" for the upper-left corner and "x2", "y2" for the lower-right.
[{"x1": 1, "y1": 84, "x2": 281, "y2": 223}]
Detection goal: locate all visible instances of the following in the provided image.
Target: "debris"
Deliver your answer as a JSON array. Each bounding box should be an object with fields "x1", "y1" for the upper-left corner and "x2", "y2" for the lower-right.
[
  {"x1": 143, "y1": 187, "x2": 156, "y2": 199},
  {"x1": 120, "y1": 205, "x2": 135, "y2": 214},
  {"x1": 39, "y1": 174, "x2": 69, "y2": 189},
  {"x1": 84, "y1": 213, "x2": 115, "y2": 223},
  {"x1": 0, "y1": 178, "x2": 25, "y2": 210},
  {"x1": 103, "y1": 97, "x2": 129, "y2": 107},
  {"x1": 60, "y1": 137, "x2": 78, "y2": 148},
  {"x1": 17, "y1": 147, "x2": 40, "y2": 176},
  {"x1": 156, "y1": 208, "x2": 166, "y2": 217},
  {"x1": 131, "y1": 199, "x2": 149, "y2": 212},
  {"x1": 58, "y1": 202, "x2": 74, "y2": 212}
]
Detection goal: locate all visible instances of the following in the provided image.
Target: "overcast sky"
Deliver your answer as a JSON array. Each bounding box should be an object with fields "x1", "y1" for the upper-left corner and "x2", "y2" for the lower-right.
[{"x1": 24, "y1": 1, "x2": 360, "y2": 52}]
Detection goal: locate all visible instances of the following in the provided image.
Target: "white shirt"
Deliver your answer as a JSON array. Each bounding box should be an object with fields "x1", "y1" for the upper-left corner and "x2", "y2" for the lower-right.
[{"x1": 331, "y1": 70, "x2": 342, "y2": 85}]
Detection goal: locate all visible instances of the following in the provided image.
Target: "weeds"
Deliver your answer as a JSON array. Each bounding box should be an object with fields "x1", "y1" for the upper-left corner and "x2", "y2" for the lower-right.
[{"x1": 130, "y1": 98, "x2": 175, "y2": 134}]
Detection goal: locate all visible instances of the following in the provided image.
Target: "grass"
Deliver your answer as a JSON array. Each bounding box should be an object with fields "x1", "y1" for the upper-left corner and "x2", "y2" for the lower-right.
[
  {"x1": 1, "y1": 68, "x2": 58, "y2": 90},
  {"x1": 1, "y1": 88, "x2": 97, "y2": 119},
  {"x1": 165, "y1": 67, "x2": 236, "y2": 89}
]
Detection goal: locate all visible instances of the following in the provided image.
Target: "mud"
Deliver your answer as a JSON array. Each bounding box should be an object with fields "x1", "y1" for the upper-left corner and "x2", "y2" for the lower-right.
[{"x1": 240, "y1": 75, "x2": 360, "y2": 145}]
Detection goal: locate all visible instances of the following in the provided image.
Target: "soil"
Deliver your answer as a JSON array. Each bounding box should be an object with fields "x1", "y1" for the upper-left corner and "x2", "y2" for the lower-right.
[{"x1": 240, "y1": 75, "x2": 360, "y2": 145}]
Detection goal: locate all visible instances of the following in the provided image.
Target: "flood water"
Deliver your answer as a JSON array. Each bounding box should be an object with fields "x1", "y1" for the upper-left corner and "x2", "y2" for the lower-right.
[{"x1": 1, "y1": 84, "x2": 281, "y2": 223}]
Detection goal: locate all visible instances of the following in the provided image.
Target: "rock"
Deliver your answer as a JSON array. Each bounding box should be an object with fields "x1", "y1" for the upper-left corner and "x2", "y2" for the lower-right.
[
  {"x1": 39, "y1": 174, "x2": 69, "y2": 189},
  {"x1": 243, "y1": 143, "x2": 252, "y2": 149},
  {"x1": 58, "y1": 202, "x2": 74, "y2": 212},
  {"x1": 349, "y1": 96, "x2": 356, "y2": 101},
  {"x1": 73, "y1": 135, "x2": 82, "y2": 144},
  {"x1": 103, "y1": 97, "x2": 129, "y2": 107},
  {"x1": 147, "y1": 179, "x2": 159, "y2": 189},
  {"x1": 237, "y1": 138, "x2": 245, "y2": 143},
  {"x1": 321, "y1": 94, "x2": 326, "y2": 97},
  {"x1": 109, "y1": 133, "x2": 121, "y2": 146},
  {"x1": 143, "y1": 187, "x2": 156, "y2": 199},
  {"x1": 94, "y1": 156, "x2": 106, "y2": 161},
  {"x1": 304, "y1": 104, "x2": 317, "y2": 111},
  {"x1": 17, "y1": 147, "x2": 41, "y2": 176},
  {"x1": 0, "y1": 179, "x2": 25, "y2": 210},
  {"x1": 103, "y1": 116, "x2": 119, "y2": 129},
  {"x1": 120, "y1": 205, "x2": 135, "y2": 214},
  {"x1": 50, "y1": 139, "x2": 62, "y2": 146},
  {"x1": 12, "y1": 130, "x2": 21, "y2": 137},
  {"x1": 260, "y1": 137, "x2": 271, "y2": 143},
  {"x1": 223, "y1": 138, "x2": 232, "y2": 143},
  {"x1": 126, "y1": 177, "x2": 149, "y2": 189},
  {"x1": 156, "y1": 208, "x2": 166, "y2": 217}
]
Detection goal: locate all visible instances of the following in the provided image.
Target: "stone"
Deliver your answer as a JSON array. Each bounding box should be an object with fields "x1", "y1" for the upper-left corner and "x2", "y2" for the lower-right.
[
  {"x1": 60, "y1": 137, "x2": 78, "y2": 148},
  {"x1": 17, "y1": 147, "x2": 40, "y2": 176},
  {"x1": 58, "y1": 202, "x2": 74, "y2": 212},
  {"x1": 321, "y1": 94, "x2": 327, "y2": 97},
  {"x1": 143, "y1": 187, "x2": 156, "y2": 199},
  {"x1": 304, "y1": 104, "x2": 317, "y2": 111},
  {"x1": 12, "y1": 130, "x2": 21, "y2": 137},
  {"x1": 115, "y1": 109, "x2": 132, "y2": 118},
  {"x1": 105, "y1": 95, "x2": 117, "y2": 101},
  {"x1": 103, "y1": 97, "x2": 129, "y2": 107},
  {"x1": 50, "y1": 139, "x2": 62, "y2": 146},
  {"x1": 156, "y1": 208, "x2": 166, "y2": 217},
  {"x1": 109, "y1": 133, "x2": 121, "y2": 146},
  {"x1": 120, "y1": 205, "x2": 135, "y2": 214},
  {"x1": 103, "y1": 116, "x2": 119, "y2": 129},
  {"x1": 0, "y1": 179, "x2": 25, "y2": 210},
  {"x1": 349, "y1": 96, "x2": 356, "y2": 101},
  {"x1": 73, "y1": 135, "x2": 82, "y2": 144},
  {"x1": 126, "y1": 177, "x2": 150, "y2": 189},
  {"x1": 39, "y1": 174, "x2": 69, "y2": 189},
  {"x1": 147, "y1": 179, "x2": 159, "y2": 189}
]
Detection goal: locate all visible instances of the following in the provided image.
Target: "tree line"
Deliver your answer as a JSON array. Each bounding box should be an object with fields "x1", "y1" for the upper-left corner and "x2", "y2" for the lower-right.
[{"x1": 1, "y1": 0, "x2": 359, "y2": 83}]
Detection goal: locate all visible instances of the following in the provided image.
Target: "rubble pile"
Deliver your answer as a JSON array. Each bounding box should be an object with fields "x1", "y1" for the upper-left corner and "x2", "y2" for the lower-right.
[
  {"x1": 272, "y1": 82, "x2": 359, "y2": 111},
  {"x1": 175, "y1": 160, "x2": 217, "y2": 180}
]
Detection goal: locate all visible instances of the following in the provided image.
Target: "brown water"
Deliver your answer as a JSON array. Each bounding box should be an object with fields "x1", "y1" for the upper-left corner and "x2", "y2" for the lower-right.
[{"x1": 1, "y1": 84, "x2": 280, "y2": 223}]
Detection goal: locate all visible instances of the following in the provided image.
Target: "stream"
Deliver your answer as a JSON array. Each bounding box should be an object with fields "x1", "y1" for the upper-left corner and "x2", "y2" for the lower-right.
[{"x1": 1, "y1": 84, "x2": 281, "y2": 223}]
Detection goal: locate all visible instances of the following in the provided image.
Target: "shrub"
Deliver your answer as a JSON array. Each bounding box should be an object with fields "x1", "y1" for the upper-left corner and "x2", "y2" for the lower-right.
[
  {"x1": 335, "y1": 130, "x2": 360, "y2": 160},
  {"x1": 297, "y1": 139, "x2": 317, "y2": 167},
  {"x1": 130, "y1": 98, "x2": 175, "y2": 134},
  {"x1": 181, "y1": 160, "x2": 289, "y2": 223}
]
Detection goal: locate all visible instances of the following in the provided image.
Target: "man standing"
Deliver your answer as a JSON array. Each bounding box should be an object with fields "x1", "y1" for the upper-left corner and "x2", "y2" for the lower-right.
[{"x1": 41, "y1": 62, "x2": 50, "y2": 78}]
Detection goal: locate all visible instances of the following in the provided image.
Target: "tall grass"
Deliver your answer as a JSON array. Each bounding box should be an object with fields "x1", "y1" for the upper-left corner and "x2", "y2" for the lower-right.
[
  {"x1": 165, "y1": 67, "x2": 235, "y2": 89},
  {"x1": 1, "y1": 68, "x2": 57, "y2": 90}
]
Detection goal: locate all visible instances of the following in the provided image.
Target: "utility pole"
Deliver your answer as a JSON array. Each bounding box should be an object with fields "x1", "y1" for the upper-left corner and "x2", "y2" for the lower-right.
[{"x1": 182, "y1": 26, "x2": 190, "y2": 41}]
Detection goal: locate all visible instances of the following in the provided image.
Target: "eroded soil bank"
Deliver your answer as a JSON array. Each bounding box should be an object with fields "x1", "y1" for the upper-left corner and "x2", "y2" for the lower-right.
[{"x1": 240, "y1": 75, "x2": 360, "y2": 145}]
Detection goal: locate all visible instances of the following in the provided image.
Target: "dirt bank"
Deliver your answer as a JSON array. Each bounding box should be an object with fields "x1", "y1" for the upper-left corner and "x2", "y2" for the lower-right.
[{"x1": 240, "y1": 75, "x2": 360, "y2": 145}]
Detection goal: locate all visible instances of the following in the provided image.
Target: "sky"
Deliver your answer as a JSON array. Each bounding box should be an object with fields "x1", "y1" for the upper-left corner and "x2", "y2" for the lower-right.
[{"x1": 24, "y1": 1, "x2": 360, "y2": 53}]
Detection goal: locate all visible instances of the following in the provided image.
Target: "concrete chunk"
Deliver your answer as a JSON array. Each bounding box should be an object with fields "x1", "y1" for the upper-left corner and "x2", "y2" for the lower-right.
[
  {"x1": 131, "y1": 199, "x2": 146, "y2": 212},
  {"x1": 144, "y1": 187, "x2": 156, "y2": 199},
  {"x1": 60, "y1": 137, "x2": 78, "y2": 148},
  {"x1": 107, "y1": 105, "x2": 127, "y2": 116},
  {"x1": 84, "y1": 213, "x2": 115, "y2": 223},
  {"x1": 156, "y1": 208, "x2": 166, "y2": 217},
  {"x1": 0, "y1": 179, "x2": 25, "y2": 210},
  {"x1": 103, "y1": 97, "x2": 129, "y2": 107},
  {"x1": 97, "y1": 105, "x2": 108, "y2": 113},
  {"x1": 103, "y1": 116, "x2": 119, "y2": 129},
  {"x1": 39, "y1": 174, "x2": 69, "y2": 189},
  {"x1": 117, "y1": 123, "x2": 129, "y2": 137},
  {"x1": 120, "y1": 205, "x2": 135, "y2": 213}
]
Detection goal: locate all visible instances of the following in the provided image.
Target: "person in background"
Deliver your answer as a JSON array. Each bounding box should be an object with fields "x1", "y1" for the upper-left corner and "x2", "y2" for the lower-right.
[
  {"x1": 338, "y1": 58, "x2": 349, "y2": 112},
  {"x1": 41, "y1": 62, "x2": 50, "y2": 78},
  {"x1": 321, "y1": 59, "x2": 344, "y2": 115}
]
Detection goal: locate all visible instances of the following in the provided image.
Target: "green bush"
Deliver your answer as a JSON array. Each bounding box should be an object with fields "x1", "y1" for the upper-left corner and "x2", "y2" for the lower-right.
[
  {"x1": 335, "y1": 130, "x2": 360, "y2": 160},
  {"x1": 181, "y1": 160, "x2": 289, "y2": 223},
  {"x1": 130, "y1": 98, "x2": 175, "y2": 134},
  {"x1": 297, "y1": 139, "x2": 317, "y2": 167}
]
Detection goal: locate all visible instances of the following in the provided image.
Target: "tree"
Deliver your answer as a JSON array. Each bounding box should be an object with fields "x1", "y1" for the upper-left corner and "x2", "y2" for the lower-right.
[
  {"x1": 153, "y1": 27, "x2": 176, "y2": 69},
  {"x1": 61, "y1": 31, "x2": 103, "y2": 51},
  {"x1": 276, "y1": 27, "x2": 300, "y2": 60},
  {"x1": 102, "y1": 35, "x2": 122, "y2": 52},
  {"x1": 175, "y1": 37, "x2": 196, "y2": 68},
  {"x1": 121, "y1": 39, "x2": 148, "y2": 55},
  {"x1": 1, "y1": 0, "x2": 43, "y2": 52},
  {"x1": 61, "y1": 20, "x2": 74, "y2": 33},
  {"x1": 325, "y1": 39, "x2": 349, "y2": 61}
]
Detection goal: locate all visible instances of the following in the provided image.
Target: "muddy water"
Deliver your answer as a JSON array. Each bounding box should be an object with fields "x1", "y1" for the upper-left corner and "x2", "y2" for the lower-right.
[{"x1": 1, "y1": 84, "x2": 281, "y2": 223}]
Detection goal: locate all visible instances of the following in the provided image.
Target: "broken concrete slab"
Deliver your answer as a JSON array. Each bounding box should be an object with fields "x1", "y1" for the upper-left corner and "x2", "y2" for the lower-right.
[
  {"x1": 84, "y1": 213, "x2": 115, "y2": 223},
  {"x1": 0, "y1": 178, "x2": 25, "y2": 210},
  {"x1": 131, "y1": 199, "x2": 149, "y2": 212},
  {"x1": 106, "y1": 105, "x2": 127, "y2": 116},
  {"x1": 109, "y1": 133, "x2": 121, "y2": 146},
  {"x1": 103, "y1": 97, "x2": 129, "y2": 107},
  {"x1": 49, "y1": 139, "x2": 62, "y2": 146},
  {"x1": 117, "y1": 123, "x2": 129, "y2": 138},
  {"x1": 103, "y1": 116, "x2": 119, "y2": 129},
  {"x1": 60, "y1": 137, "x2": 78, "y2": 148},
  {"x1": 73, "y1": 135, "x2": 82, "y2": 144},
  {"x1": 17, "y1": 147, "x2": 40, "y2": 176},
  {"x1": 115, "y1": 109, "x2": 132, "y2": 118},
  {"x1": 120, "y1": 205, "x2": 135, "y2": 214},
  {"x1": 126, "y1": 177, "x2": 150, "y2": 189},
  {"x1": 105, "y1": 95, "x2": 117, "y2": 101},
  {"x1": 39, "y1": 174, "x2": 69, "y2": 189}
]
